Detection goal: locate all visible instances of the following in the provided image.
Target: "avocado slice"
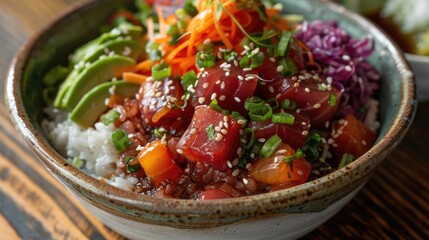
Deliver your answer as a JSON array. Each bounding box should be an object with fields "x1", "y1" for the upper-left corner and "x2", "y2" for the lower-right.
[
  {"x1": 75, "y1": 39, "x2": 143, "y2": 64},
  {"x1": 70, "y1": 24, "x2": 143, "y2": 65},
  {"x1": 70, "y1": 81, "x2": 140, "y2": 128},
  {"x1": 59, "y1": 55, "x2": 136, "y2": 110},
  {"x1": 53, "y1": 62, "x2": 87, "y2": 108}
]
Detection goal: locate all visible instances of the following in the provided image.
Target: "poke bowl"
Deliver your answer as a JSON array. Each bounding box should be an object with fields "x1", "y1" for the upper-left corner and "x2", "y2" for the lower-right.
[{"x1": 5, "y1": 0, "x2": 416, "y2": 239}]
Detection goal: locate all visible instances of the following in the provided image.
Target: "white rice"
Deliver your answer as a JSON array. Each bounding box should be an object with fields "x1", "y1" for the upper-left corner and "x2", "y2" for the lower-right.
[{"x1": 41, "y1": 107, "x2": 134, "y2": 190}]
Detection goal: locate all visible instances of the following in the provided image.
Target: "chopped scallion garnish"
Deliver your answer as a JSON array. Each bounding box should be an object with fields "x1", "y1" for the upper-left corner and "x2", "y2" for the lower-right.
[
  {"x1": 272, "y1": 113, "x2": 295, "y2": 125},
  {"x1": 152, "y1": 63, "x2": 171, "y2": 80},
  {"x1": 249, "y1": 105, "x2": 273, "y2": 122},
  {"x1": 277, "y1": 31, "x2": 292, "y2": 57},
  {"x1": 71, "y1": 157, "x2": 85, "y2": 169},
  {"x1": 278, "y1": 57, "x2": 298, "y2": 76},
  {"x1": 260, "y1": 134, "x2": 282, "y2": 158},
  {"x1": 329, "y1": 93, "x2": 337, "y2": 106},
  {"x1": 181, "y1": 70, "x2": 197, "y2": 91},
  {"x1": 183, "y1": 0, "x2": 198, "y2": 17},
  {"x1": 206, "y1": 124, "x2": 216, "y2": 140},
  {"x1": 125, "y1": 156, "x2": 141, "y2": 173},
  {"x1": 241, "y1": 128, "x2": 255, "y2": 150},
  {"x1": 196, "y1": 51, "x2": 216, "y2": 68},
  {"x1": 280, "y1": 99, "x2": 297, "y2": 110},
  {"x1": 101, "y1": 109, "x2": 120, "y2": 126},
  {"x1": 112, "y1": 129, "x2": 131, "y2": 152},
  {"x1": 245, "y1": 96, "x2": 265, "y2": 111}
]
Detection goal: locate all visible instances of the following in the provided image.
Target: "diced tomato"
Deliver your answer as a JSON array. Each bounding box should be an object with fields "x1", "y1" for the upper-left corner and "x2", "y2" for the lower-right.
[
  {"x1": 138, "y1": 77, "x2": 193, "y2": 130},
  {"x1": 193, "y1": 61, "x2": 258, "y2": 115},
  {"x1": 199, "y1": 189, "x2": 232, "y2": 200},
  {"x1": 248, "y1": 144, "x2": 311, "y2": 186},
  {"x1": 332, "y1": 114, "x2": 377, "y2": 160},
  {"x1": 249, "y1": 111, "x2": 310, "y2": 150},
  {"x1": 137, "y1": 140, "x2": 183, "y2": 187},
  {"x1": 176, "y1": 105, "x2": 243, "y2": 170}
]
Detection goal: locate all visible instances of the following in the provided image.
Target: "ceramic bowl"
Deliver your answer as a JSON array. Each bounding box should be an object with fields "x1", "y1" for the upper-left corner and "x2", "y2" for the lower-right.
[{"x1": 5, "y1": 0, "x2": 416, "y2": 239}]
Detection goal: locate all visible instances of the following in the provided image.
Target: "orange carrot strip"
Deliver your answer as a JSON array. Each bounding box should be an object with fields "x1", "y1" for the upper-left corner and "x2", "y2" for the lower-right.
[
  {"x1": 115, "y1": 65, "x2": 137, "y2": 77},
  {"x1": 135, "y1": 59, "x2": 152, "y2": 72},
  {"x1": 123, "y1": 72, "x2": 149, "y2": 84},
  {"x1": 107, "y1": 94, "x2": 123, "y2": 108},
  {"x1": 166, "y1": 40, "x2": 191, "y2": 62},
  {"x1": 152, "y1": 106, "x2": 171, "y2": 123},
  {"x1": 187, "y1": 28, "x2": 197, "y2": 57},
  {"x1": 147, "y1": 17, "x2": 155, "y2": 41}
]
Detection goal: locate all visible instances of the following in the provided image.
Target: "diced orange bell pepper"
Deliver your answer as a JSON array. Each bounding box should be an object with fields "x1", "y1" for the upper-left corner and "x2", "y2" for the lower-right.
[{"x1": 137, "y1": 140, "x2": 183, "y2": 187}]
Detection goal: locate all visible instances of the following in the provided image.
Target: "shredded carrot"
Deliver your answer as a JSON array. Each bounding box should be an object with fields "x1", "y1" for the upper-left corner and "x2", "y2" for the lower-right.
[
  {"x1": 123, "y1": 72, "x2": 149, "y2": 84},
  {"x1": 152, "y1": 106, "x2": 172, "y2": 123},
  {"x1": 107, "y1": 94, "x2": 123, "y2": 108},
  {"x1": 147, "y1": 17, "x2": 155, "y2": 41},
  {"x1": 296, "y1": 39, "x2": 315, "y2": 66},
  {"x1": 135, "y1": 59, "x2": 152, "y2": 72},
  {"x1": 187, "y1": 28, "x2": 197, "y2": 57}
]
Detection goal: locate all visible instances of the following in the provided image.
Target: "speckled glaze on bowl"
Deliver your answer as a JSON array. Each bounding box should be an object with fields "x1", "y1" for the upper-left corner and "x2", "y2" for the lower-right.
[{"x1": 5, "y1": 0, "x2": 416, "y2": 239}]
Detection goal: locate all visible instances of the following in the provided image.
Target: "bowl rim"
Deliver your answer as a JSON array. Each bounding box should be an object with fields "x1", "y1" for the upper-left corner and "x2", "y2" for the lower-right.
[{"x1": 5, "y1": 0, "x2": 417, "y2": 223}]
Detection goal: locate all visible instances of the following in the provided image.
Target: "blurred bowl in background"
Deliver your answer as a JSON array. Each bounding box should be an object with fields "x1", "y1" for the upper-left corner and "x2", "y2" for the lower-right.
[{"x1": 406, "y1": 53, "x2": 429, "y2": 101}]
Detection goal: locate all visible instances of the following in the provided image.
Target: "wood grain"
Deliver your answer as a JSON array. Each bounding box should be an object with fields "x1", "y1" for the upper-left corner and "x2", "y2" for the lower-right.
[{"x1": 0, "y1": 0, "x2": 428, "y2": 239}]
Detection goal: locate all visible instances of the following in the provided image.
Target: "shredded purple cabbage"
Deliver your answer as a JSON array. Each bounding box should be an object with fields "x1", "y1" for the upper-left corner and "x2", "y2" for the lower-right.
[{"x1": 296, "y1": 20, "x2": 380, "y2": 118}]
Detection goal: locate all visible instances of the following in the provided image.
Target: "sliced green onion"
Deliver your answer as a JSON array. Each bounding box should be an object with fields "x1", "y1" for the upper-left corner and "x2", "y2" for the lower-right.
[
  {"x1": 272, "y1": 113, "x2": 295, "y2": 125},
  {"x1": 283, "y1": 149, "x2": 305, "y2": 163},
  {"x1": 112, "y1": 129, "x2": 131, "y2": 152},
  {"x1": 181, "y1": 70, "x2": 197, "y2": 91},
  {"x1": 183, "y1": 0, "x2": 198, "y2": 17},
  {"x1": 167, "y1": 24, "x2": 178, "y2": 36},
  {"x1": 196, "y1": 51, "x2": 216, "y2": 68},
  {"x1": 149, "y1": 49, "x2": 162, "y2": 62},
  {"x1": 245, "y1": 96, "x2": 265, "y2": 111},
  {"x1": 223, "y1": 50, "x2": 238, "y2": 62},
  {"x1": 266, "y1": 98, "x2": 279, "y2": 109},
  {"x1": 329, "y1": 93, "x2": 337, "y2": 106},
  {"x1": 152, "y1": 63, "x2": 171, "y2": 80},
  {"x1": 125, "y1": 156, "x2": 141, "y2": 172},
  {"x1": 252, "y1": 141, "x2": 263, "y2": 156},
  {"x1": 277, "y1": 31, "x2": 292, "y2": 57},
  {"x1": 278, "y1": 57, "x2": 298, "y2": 76},
  {"x1": 240, "y1": 51, "x2": 265, "y2": 68},
  {"x1": 338, "y1": 154, "x2": 355, "y2": 168},
  {"x1": 241, "y1": 128, "x2": 255, "y2": 149},
  {"x1": 206, "y1": 124, "x2": 216, "y2": 140},
  {"x1": 249, "y1": 105, "x2": 273, "y2": 122},
  {"x1": 101, "y1": 109, "x2": 120, "y2": 126},
  {"x1": 145, "y1": 41, "x2": 159, "y2": 54},
  {"x1": 302, "y1": 131, "x2": 322, "y2": 162},
  {"x1": 280, "y1": 99, "x2": 297, "y2": 110},
  {"x1": 71, "y1": 157, "x2": 85, "y2": 169},
  {"x1": 169, "y1": 34, "x2": 181, "y2": 46},
  {"x1": 260, "y1": 134, "x2": 282, "y2": 158}
]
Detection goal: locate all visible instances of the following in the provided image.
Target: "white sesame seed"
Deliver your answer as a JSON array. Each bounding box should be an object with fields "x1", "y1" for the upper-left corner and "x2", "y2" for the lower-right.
[
  {"x1": 302, "y1": 130, "x2": 309, "y2": 136},
  {"x1": 223, "y1": 121, "x2": 228, "y2": 128},
  {"x1": 232, "y1": 169, "x2": 239, "y2": 176},
  {"x1": 297, "y1": 170, "x2": 304, "y2": 176},
  {"x1": 246, "y1": 163, "x2": 252, "y2": 169},
  {"x1": 328, "y1": 138, "x2": 334, "y2": 144},
  {"x1": 269, "y1": 57, "x2": 276, "y2": 62},
  {"x1": 219, "y1": 95, "x2": 226, "y2": 101},
  {"x1": 202, "y1": 82, "x2": 209, "y2": 89},
  {"x1": 215, "y1": 133, "x2": 224, "y2": 141},
  {"x1": 345, "y1": 65, "x2": 352, "y2": 72},
  {"x1": 238, "y1": 119, "x2": 246, "y2": 125},
  {"x1": 215, "y1": 126, "x2": 221, "y2": 132},
  {"x1": 243, "y1": 68, "x2": 252, "y2": 72},
  {"x1": 304, "y1": 87, "x2": 310, "y2": 93},
  {"x1": 223, "y1": 116, "x2": 228, "y2": 122},
  {"x1": 276, "y1": 65, "x2": 284, "y2": 72},
  {"x1": 268, "y1": 86, "x2": 275, "y2": 93},
  {"x1": 232, "y1": 158, "x2": 239, "y2": 165},
  {"x1": 258, "y1": 138, "x2": 266, "y2": 143},
  {"x1": 234, "y1": 97, "x2": 241, "y2": 102},
  {"x1": 136, "y1": 145, "x2": 144, "y2": 151},
  {"x1": 211, "y1": 93, "x2": 217, "y2": 100},
  {"x1": 104, "y1": 98, "x2": 110, "y2": 106},
  {"x1": 293, "y1": 82, "x2": 300, "y2": 88},
  {"x1": 221, "y1": 129, "x2": 228, "y2": 135},
  {"x1": 327, "y1": 77, "x2": 333, "y2": 84},
  {"x1": 243, "y1": 178, "x2": 249, "y2": 184},
  {"x1": 203, "y1": 39, "x2": 211, "y2": 45},
  {"x1": 221, "y1": 81, "x2": 225, "y2": 89},
  {"x1": 225, "y1": 71, "x2": 230, "y2": 77},
  {"x1": 238, "y1": 75, "x2": 244, "y2": 81},
  {"x1": 362, "y1": 140, "x2": 367, "y2": 146},
  {"x1": 313, "y1": 103, "x2": 321, "y2": 109},
  {"x1": 227, "y1": 161, "x2": 233, "y2": 168},
  {"x1": 198, "y1": 97, "x2": 206, "y2": 104},
  {"x1": 342, "y1": 55, "x2": 350, "y2": 61},
  {"x1": 237, "y1": 147, "x2": 242, "y2": 155},
  {"x1": 275, "y1": 93, "x2": 281, "y2": 99},
  {"x1": 216, "y1": 80, "x2": 221, "y2": 85},
  {"x1": 190, "y1": 128, "x2": 197, "y2": 134},
  {"x1": 177, "y1": 149, "x2": 184, "y2": 154}
]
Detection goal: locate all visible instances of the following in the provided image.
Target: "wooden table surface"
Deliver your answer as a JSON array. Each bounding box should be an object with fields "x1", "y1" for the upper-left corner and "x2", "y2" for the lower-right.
[{"x1": 0, "y1": 0, "x2": 428, "y2": 239}]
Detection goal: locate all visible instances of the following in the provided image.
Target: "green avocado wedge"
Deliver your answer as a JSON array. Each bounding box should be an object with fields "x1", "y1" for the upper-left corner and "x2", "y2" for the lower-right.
[
  {"x1": 59, "y1": 55, "x2": 136, "y2": 110},
  {"x1": 70, "y1": 24, "x2": 143, "y2": 65},
  {"x1": 70, "y1": 81, "x2": 140, "y2": 128}
]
